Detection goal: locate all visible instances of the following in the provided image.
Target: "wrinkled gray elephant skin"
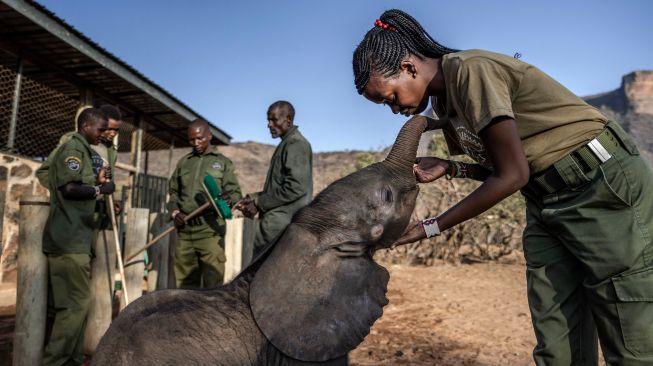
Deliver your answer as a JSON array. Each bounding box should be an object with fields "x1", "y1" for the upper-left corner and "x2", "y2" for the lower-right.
[{"x1": 92, "y1": 116, "x2": 429, "y2": 365}]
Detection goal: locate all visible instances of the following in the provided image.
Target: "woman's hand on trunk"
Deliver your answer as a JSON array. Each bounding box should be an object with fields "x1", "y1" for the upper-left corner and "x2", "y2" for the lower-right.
[
  {"x1": 414, "y1": 157, "x2": 450, "y2": 183},
  {"x1": 392, "y1": 220, "x2": 427, "y2": 247}
]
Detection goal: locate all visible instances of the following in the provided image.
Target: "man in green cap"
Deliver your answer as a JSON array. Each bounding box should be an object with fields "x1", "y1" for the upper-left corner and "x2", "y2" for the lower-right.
[
  {"x1": 167, "y1": 119, "x2": 242, "y2": 289},
  {"x1": 41, "y1": 107, "x2": 115, "y2": 366},
  {"x1": 235, "y1": 100, "x2": 313, "y2": 258}
]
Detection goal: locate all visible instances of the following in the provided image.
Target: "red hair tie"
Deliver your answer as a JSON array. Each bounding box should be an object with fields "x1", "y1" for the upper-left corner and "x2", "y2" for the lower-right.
[{"x1": 374, "y1": 19, "x2": 396, "y2": 32}]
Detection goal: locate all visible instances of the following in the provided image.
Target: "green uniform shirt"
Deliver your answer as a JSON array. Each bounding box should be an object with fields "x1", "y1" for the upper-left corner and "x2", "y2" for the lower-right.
[
  {"x1": 42, "y1": 133, "x2": 102, "y2": 254},
  {"x1": 166, "y1": 147, "x2": 242, "y2": 239},
  {"x1": 36, "y1": 132, "x2": 118, "y2": 187},
  {"x1": 37, "y1": 132, "x2": 118, "y2": 230},
  {"x1": 252, "y1": 125, "x2": 313, "y2": 227},
  {"x1": 434, "y1": 49, "x2": 607, "y2": 173}
]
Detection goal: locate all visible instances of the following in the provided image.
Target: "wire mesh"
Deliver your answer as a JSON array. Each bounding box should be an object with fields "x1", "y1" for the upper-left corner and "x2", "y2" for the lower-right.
[
  {"x1": 0, "y1": 63, "x2": 80, "y2": 158},
  {"x1": 1, "y1": 64, "x2": 176, "y2": 162},
  {"x1": 0, "y1": 65, "x2": 14, "y2": 150}
]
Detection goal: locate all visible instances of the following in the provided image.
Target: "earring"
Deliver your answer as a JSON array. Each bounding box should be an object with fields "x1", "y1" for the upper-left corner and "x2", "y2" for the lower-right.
[{"x1": 412, "y1": 73, "x2": 416, "y2": 79}]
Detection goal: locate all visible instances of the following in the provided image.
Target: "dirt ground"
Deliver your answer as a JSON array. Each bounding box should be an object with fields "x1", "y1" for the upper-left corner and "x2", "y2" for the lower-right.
[
  {"x1": 0, "y1": 262, "x2": 537, "y2": 365},
  {"x1": 350, "y1": 262, "x2": 535, "y2": 366}
]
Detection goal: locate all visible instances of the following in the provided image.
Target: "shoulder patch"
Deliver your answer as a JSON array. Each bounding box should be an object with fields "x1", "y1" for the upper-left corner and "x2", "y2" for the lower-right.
[
  {"x1": 65, "y1": 156, "x2": 81, "y2": 171},
  {"x1": 212, "y1": 161, "x2": 222, "y2": 170}
]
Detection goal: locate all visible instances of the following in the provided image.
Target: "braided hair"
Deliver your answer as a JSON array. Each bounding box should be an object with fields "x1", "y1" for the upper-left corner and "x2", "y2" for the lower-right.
[{"x1": 353, "y1": 9, "x2": 458, "y2": 94}]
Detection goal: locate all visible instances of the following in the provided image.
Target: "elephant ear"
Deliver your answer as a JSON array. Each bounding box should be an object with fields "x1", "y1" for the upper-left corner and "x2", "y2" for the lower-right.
[{"x1": 250, "y1": 224, "x2": 389, "y2": 362}]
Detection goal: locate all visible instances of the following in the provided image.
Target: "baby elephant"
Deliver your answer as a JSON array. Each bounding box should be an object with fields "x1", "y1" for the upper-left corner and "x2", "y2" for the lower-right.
[{"x1": 92, "y1": 116, "x2": 428, "y2": 365}]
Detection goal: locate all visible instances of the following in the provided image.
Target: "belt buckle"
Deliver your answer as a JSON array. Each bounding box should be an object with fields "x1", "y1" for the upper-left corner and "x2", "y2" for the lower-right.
[{"x1": 587, "y1": 138, "x2": 611, "y2": 163}]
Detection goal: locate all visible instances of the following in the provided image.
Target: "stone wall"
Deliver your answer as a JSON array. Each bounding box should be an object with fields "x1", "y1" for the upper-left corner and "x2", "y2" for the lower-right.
[{"x1": 0, "y1": 152, "x2": 48, "y2": 284}]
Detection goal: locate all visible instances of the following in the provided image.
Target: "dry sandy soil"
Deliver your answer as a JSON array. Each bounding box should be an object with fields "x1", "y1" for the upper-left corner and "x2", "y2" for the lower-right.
[
  {"x1": 1, "y1": 262, "x2": 536, "y2": 366},
  {"x1": 350, "y1": 262, "x2": 535, "y2": 366}
]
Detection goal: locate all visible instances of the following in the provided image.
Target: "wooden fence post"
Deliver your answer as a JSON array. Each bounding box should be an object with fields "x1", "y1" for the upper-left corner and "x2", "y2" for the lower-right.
[
  {"x1": 83, "y1": 229, "x2": 116, "y2": 354},
  {"x1": 13, "y1": 195, "x2": 49, "y2": 366},
  {"x1": 121, "y1": 208, "x2": 149, "y2": 310},
  {"x1": 146, "y1": 212, "x2": 170, "y2": 291},
  {"x1": 224, "y1": 218, "x2": 243, "y2": 283},
  {"x1": 167, "y1": 230, "x2": 177, "y2": 288},
  {"x1": 224, "y1": 217, "x2": 256, "y2": 282}
]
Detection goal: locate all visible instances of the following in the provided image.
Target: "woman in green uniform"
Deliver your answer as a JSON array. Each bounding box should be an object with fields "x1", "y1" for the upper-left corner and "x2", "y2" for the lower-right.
[{"x1": 352, "y1": 9, "x2": 653, "y2": 365}]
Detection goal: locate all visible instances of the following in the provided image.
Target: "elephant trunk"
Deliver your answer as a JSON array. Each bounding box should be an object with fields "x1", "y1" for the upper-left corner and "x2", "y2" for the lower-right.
[{"x1": 383, "y1": 116, "x2": 428, "y2": 180}]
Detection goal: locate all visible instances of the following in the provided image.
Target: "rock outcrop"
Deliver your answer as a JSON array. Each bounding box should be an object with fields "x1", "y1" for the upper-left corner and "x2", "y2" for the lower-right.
[{"x1": 585, "y1": 70, "x2": 653, "y2": 115}]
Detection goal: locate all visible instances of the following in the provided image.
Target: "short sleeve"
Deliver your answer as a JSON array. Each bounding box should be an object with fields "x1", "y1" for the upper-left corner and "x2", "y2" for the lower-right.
[{"x1": 454, "y1": 58, "x2": 515, "y2": 133}]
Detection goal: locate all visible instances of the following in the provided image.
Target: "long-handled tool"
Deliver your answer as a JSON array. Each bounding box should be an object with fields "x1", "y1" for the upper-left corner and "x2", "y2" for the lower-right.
[
  {"x1": 107, "y1": 185, "x2": 130, "y2": 305},
  {"x1": 125, "y1": 175, "x2": 231, "y2": 262}
]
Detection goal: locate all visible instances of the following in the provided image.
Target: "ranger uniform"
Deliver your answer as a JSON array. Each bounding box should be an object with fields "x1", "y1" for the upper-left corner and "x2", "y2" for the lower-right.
[
  {"x1": 434, "y1": 49, "x2": 653, "y2": 364},
  {"x1": 42, "y1": 132, "x2": 104, "y2": 366},
  {"x1": 251, "y1": 125, "x2": 312, "y2": 254},
  {"x1": 167, "y1": 147, "x2": 242, "y2": 288}
]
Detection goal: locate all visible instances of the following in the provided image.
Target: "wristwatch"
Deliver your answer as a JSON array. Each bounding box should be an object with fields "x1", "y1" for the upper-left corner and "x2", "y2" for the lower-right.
[{"x1": 93, "y1": 185, "x2": 101, "y2": 198}]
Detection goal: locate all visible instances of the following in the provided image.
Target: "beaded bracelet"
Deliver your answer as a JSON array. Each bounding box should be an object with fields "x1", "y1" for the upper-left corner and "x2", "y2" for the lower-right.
[
  {"x1": 445, "y1": 161, "x2": 468, "y2": 180},
  {"x1": 422, "y1": 217, "x2": 441, "y2": 238}
]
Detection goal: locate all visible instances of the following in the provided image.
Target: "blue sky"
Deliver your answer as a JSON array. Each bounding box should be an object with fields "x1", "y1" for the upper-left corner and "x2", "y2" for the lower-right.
[{"x1": 38, "y1": 0, "x2": 652, "y2": 152}]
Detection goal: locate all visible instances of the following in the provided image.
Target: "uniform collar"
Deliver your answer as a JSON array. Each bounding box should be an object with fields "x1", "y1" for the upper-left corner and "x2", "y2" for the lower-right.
[
  {"x1": 281, "y1": 125, "x2": 298, "y2": 141},
  {"x1": 190, "y1": 146, "x2": 219, "y2": 157},
  {"x1": 71, "y1": 132, "x2": 93, "y2": 150}
]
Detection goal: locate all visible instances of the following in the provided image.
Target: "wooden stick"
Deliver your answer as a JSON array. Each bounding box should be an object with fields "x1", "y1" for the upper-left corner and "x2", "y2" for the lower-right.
[
  {"x1": 125, "y1": 201, "x2": 211, "y2": 262},
  {"x1": 107, "y1": 194, "x2": 129, "y2": 305}
]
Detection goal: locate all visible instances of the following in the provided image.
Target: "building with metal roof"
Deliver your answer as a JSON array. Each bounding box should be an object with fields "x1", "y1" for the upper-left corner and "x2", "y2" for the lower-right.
[
  {"x1": 0, "y1": 0, "x2": 234, "y2": 284},
  {"x1": 0, "y1": 0, "x2": 230, "y2": 162}
]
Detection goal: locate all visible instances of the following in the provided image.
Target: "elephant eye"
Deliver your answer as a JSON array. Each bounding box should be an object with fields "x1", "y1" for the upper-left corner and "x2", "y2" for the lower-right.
[{"x1": 384, "y1": 188, "x2": 393, "y2": 203}]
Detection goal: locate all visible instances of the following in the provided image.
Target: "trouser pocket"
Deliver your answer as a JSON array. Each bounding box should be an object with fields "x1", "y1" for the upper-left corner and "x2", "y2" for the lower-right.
[{"x1": 612, "y1": 266, "x2": 653, "y2": 356}]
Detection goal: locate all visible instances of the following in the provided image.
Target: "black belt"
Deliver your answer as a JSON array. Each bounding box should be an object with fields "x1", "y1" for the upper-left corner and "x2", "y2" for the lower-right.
[
  {"x1": 526, "y1": 127, "x2": 622, "y2": 195},
  {"x1": 186, "y1": 212, "x2": 217, "y2": 226}
]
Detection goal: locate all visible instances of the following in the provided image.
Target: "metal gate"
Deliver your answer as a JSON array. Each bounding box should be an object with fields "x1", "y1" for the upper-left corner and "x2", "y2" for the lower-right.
[{"x1": 131, "y1": 173, "x2": 168, "y2": 213}]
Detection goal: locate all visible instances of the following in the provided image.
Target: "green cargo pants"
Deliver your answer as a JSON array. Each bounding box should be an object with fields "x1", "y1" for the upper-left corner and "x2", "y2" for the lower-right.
[
  {"x1": 43, "y1": 253, "x2": 91, "y2": 366},
  {"x1": 521, "y1": 122, "x2": 653, "y2": 365},
  {"x1": 174, "y1": 233, "x2": 226, "y2": 289}
]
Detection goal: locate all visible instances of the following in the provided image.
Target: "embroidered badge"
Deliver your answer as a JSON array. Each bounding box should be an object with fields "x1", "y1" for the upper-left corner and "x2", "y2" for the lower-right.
[
  {"x1": 212, "y1": 162, "x2": 222, "y2": 170},
  {"x1": 65, "y1": 156, "x2": 81, "y2": 171}
]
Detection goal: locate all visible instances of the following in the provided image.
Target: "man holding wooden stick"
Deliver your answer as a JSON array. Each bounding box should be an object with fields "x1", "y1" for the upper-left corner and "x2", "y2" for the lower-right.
[
  {"x1": 41, "y1": 108, "x2": 114, "y2": 366},
  {"x1": 167, "y1": 119, "x2": 242, "y2": 289}
]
